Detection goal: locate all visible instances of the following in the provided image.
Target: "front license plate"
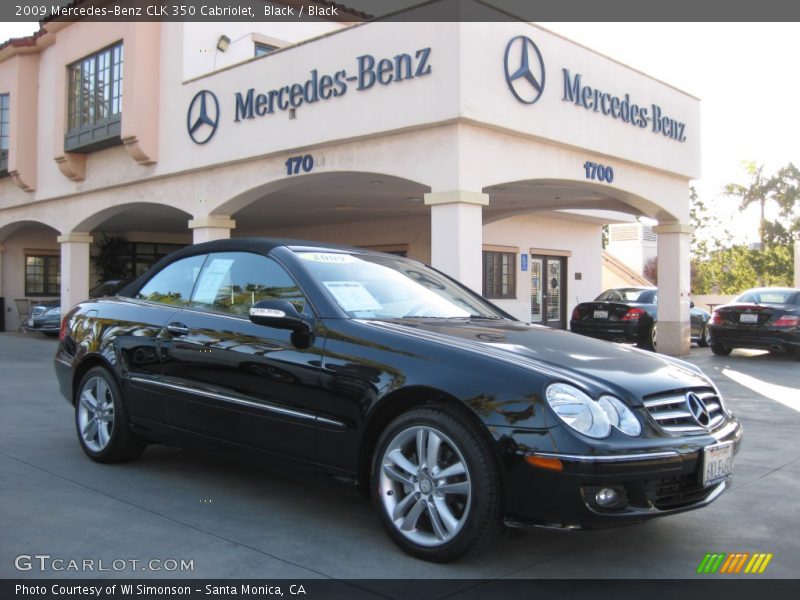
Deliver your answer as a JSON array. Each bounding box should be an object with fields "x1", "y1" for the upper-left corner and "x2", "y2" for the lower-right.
[
  {"x1": 593, "y1": 310, "x2": 609, "y2": 319},
  {"x1": 702, "y1": 442, "x2": 733, "y2": 487},
  {"x1": 739, "y1": 313, "x2": 758, "y2": 323}
]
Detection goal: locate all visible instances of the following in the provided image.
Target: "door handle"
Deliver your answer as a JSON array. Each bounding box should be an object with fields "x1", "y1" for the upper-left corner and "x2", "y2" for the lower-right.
[{"x1": 165, "y1": 322, "x2": 189, "y2": 337}]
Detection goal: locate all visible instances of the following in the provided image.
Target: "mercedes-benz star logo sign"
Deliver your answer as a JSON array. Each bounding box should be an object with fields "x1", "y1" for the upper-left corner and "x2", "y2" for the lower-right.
[
  {"x1": 504, "y1": 35, "x2": 546, "y2": 105},
  {"x1": 187, "y1": 90, "x2": 220, "y2": 145},
  {"x1": 686, "y1": 392, "x2": 711, "y2": 428}
]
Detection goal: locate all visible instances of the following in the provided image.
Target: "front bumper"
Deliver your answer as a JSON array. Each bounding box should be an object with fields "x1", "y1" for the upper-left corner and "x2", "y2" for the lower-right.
[
  {"x1": 501, "y1": 418, "x2": 743, "y2": 529},
  {"x1": 23, "y1": 318, "x2": 60, "y2": 334}
]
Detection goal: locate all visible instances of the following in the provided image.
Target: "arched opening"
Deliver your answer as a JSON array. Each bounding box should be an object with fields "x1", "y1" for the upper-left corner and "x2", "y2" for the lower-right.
[
  {"x1": 220, "y1": 171, "x2": 432, "y2": 262},
  {"x1": 72, "y1": 202, "x2": 194, "y2": 280},
  {"x1": 0, "y1": 221, "x2": 61, "y2": 332}
]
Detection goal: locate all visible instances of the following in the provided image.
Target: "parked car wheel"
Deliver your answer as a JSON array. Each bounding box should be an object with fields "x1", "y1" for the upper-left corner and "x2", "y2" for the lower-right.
[
  {"x1": 372, "y1": 407, "x2": 503, "y2": 562},
  {"x1": 698, "y1": 325, "x2": 710, "y2": 347},
  {"x1": 711, "y1": 343, "x2": 732, "y2": 356},
  {"x1": 75, "y1": 367, "x2": 146, "y2": 463},
  {"x1": 639, "y1": 324, "x2": 657, "y2": 352}
]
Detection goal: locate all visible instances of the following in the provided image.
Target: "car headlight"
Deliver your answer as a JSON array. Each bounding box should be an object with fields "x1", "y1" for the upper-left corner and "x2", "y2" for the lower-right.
[
  {"x1": 46, "y1": 307, "x2": 61, "y2": 316},
  {"x1": 598, "y1": 395, "x2": 642, "y2": 436},
  {"x1": 545, "y1": 383, "x2": 641, "y2": 438}
]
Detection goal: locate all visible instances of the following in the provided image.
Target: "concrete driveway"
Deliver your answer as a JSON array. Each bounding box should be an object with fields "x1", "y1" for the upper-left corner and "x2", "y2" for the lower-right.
[{"x1": 1, "y1": 333, "x2": 798, "y2": 580}]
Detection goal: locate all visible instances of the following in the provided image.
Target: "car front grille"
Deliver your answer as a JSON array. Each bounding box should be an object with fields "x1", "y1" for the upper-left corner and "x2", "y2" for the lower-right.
[
  {"x1": 642, "y1": 388, "x2": 725, "y2": 434},
  {"x1": 645, "y1": 473, "x2": 716, "y2": 510},
  {"x1": 30, "y1": 306, "x2": 47, "y2": 318}
]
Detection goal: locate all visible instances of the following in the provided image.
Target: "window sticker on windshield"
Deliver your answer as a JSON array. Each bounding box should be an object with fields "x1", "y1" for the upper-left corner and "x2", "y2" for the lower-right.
[
  {"x1": 299, "y1": 252, "x2": 356, "y2": 264},
  {"x1": 323, "y1": 281, "x2": 382, "y2": 312},
  {"x1": 193, "y1": 259, "x2": 234, "y2": 304}
]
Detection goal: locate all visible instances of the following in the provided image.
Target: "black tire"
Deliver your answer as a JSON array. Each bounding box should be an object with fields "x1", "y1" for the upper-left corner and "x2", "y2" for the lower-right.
[
  {"x1": 75, "y1": 366, "x2": 146, "y2": 463},
  {"x1": 371, "y1": 407, "x2": 503, "y2": 562},
  {"x1": 639, "y1": 323, "x2": 657, "y2": 352},
  {"x1": 711, "y1": 343, "x2": 732, "y2": 356},
  {"x1": 698, "y1": 325, "x2": 710, "y2": 347}
]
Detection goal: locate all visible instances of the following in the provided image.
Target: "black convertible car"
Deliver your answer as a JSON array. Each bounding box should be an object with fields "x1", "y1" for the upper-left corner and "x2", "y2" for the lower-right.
[
  {"x1": 55, "y1": 239, "x2": 742, "y2": 562},
  {"x1": 570, "y1": 286, "x2": 711, "y2": 351},
  {"x1": 708, "y1": 287, "x2": 800, "y2": 360}
]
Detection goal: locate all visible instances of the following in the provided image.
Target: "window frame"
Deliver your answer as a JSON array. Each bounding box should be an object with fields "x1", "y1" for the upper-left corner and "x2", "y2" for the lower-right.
[
  {"x1": 24, "y1": 253, "x2": 61, "y2": 297},
  {"x1": 482, "y1": 250, "x2": 517, "y2": 300},
  {"x1": 65, "y1": 41, "x2": 124, "y2": 153},
  {"x1": 254, "y1": 42, "x2": 278, "y2": 57},
  {"x1": 0, "y1": 93, "x2": 9, "y2": 176}
]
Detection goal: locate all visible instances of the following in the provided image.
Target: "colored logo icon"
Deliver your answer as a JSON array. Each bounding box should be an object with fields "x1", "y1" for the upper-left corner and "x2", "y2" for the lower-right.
[
  {"x1": 187, "y1": 90, "x2": 220, "y2": 144},
  {"x1": 697, "y1": 552, "x2": 773, "y2": 574},
  {"x1": 504, "y1": 35, "x2": 546, "y2": 104}
]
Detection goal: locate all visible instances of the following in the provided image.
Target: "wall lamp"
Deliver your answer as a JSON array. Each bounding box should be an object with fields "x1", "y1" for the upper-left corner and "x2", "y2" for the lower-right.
[{"x1": 216, "y1": 35, "x2": 231, "y2": 52}]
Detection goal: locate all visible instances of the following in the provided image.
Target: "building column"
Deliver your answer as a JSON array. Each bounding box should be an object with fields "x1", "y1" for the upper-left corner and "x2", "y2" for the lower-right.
[
  {"x1": 58, "y1": 233, "x2": 93, "y2": 313},
  {"x1": 424, "y1": 190, "x2": 488, "y2": 293},
  {"x1": 794, "y1": 232, "x2": 800, "y2": 288},
  {"x1": 653, "y1": 223, "x2": 692, "y2": 356},
  {"x1": 188, "y1": 215, "x2": 236, "y2": 244}
]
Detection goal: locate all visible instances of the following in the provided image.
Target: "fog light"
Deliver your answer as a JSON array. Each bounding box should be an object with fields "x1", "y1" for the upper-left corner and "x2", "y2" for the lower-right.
[{"x1": 595, "y1": 487, "x2": 619, "y2": 507}]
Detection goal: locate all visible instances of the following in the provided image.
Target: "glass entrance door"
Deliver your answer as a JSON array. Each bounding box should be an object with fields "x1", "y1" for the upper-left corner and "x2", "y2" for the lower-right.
[{"x1": 530, "y1": 255, "x2": 566, "y2": 329}]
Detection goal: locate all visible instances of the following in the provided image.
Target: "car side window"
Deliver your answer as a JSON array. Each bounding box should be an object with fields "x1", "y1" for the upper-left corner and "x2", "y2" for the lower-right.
[
  {"x1": 190, "y1": 252, "x2": 307, "y2": 317},
  {"x1": 136, "y1": 255, "x2": 207, "y2": 306}
]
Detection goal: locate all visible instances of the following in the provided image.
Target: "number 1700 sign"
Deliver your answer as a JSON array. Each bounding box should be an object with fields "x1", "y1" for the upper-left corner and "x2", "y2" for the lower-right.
[{"x1": 583, "y1": 161, "x2": 614, "y2": 183}]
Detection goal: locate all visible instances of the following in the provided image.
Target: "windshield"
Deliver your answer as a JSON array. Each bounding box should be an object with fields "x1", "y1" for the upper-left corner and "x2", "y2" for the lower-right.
[
  {"x1": 735, "y1": 289, "x2": 799, "y2": 305},
  {"x1": 595, "y1": 288, "x2": 655, "y2": 303},
  {"x1": 296, "y1": 251, "x2": 507, "y2": 320}
]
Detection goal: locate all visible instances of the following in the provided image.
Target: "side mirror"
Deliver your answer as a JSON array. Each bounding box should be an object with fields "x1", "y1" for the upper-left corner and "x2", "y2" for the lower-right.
[
  {"x1": 690, "y1": 301, "x2": 695, "y2": 308},
  {"x1": 249, "y1": 300, "x2": 310, "y2": 333}
]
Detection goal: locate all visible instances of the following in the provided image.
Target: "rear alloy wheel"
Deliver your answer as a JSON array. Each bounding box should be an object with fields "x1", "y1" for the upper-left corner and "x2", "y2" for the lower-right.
[
  {"x1": 372, "y1": 408, "x2": 502, "y2": 562},
  {"x1": 75, "y1": 367, "x2": 146, "y2": 463},
  {"x1": 698, "y1": 325, "x2": 711, "y2": 347},
  {"x1": 711, "y1": 343, "x2": 732, "y2": 356},
  {"x1": 639, "y1": 324, "x2": 657, "y2": 352}
]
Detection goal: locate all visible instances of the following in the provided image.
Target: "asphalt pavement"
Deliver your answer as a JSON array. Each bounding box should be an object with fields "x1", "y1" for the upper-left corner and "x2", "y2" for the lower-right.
[{"x1": 1, "y1": 332, "x2": 798, "y2": 581}]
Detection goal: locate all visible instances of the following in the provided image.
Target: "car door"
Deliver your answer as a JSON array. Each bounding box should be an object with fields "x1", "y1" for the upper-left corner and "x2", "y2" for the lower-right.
[
  {"x1": 121, "y1": 253, "x2": 208, "y2": 424},
  {"x1": 158, "y1": 251, "x2": 324, "y2": 460}
]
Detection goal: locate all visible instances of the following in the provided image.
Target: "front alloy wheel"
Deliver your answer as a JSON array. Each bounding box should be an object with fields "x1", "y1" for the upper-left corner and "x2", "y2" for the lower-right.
[{"x1": 373, "y1": 408, "x2": 502, "y2": 562}]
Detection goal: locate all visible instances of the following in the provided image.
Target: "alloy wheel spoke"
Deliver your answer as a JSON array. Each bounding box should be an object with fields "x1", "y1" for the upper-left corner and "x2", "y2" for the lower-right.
[
  {"x1": 437, "y1": 461, "x2": 466, "y2": 479},
  {"x1": 80, "y1": 390, "x2": 98, "y2": 411},
  {"x1": 96, "y1": 379, "x2": 110, "y2": 408},
  {"x1": 426, "y1": 500, "x2": 448, "y2": 541},
  {"x1": 383, "y1": 464, "x2": 414, "y2": 487},
  {"x1": 437, "y1": 481, "x2": 470, "y2": 496},
  {"x1": 400, "y1": 497, "x2": 427, "y2": 531},
  {"x1": 392, "y1": 491, "x2": 418, "y2": 521},
  {"x1": 416, "y1": 428, "x2": 427, "y2": 468},
  {"x1": 101, "y1": 413, "x2": 114, "y2": 423},
  {"x1": 82, "y1": 419, "x2": 98, "y2": 440},
  {"x1": 387, "y1": 449, "x2": 418, "y2": 477},
  {"x1": 433, "y1": 496, "x2": 460, "y2": 534},
  {"x1": 97, "y1": 422, "x2": 110, "y2": 447},
  {"x1": 426, "y1": 431, "x2": 442, "y2": 472}
]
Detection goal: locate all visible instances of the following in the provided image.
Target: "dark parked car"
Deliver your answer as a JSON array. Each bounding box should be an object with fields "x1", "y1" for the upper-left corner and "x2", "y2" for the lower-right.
[
  {"x1": 708, "y1": 287, "x2": 800, "y2": 360},
  {"x1": 24, "y1": 280, "x2": 131, "y2": 335},
  {"x1": 55, "y1": 240, "x2": 742, "y2": 562},
  {"x1": 570, "y1": 286, "x2": 711, "y2": 351}
]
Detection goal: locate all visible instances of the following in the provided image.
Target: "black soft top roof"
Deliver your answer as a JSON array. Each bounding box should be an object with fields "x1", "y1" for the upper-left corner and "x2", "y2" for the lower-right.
[{"x1": 165, "y1": 237, "x2": 374, "y2": 262}]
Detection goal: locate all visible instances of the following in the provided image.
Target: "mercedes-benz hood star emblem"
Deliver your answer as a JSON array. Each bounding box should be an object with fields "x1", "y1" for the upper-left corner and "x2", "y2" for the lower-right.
[
  {"x1": 504, "y1": 36, "x2": 546, "y2": 104},
  {"x1": 187, "y1": 90, "x2": 220, "y2": 145}
]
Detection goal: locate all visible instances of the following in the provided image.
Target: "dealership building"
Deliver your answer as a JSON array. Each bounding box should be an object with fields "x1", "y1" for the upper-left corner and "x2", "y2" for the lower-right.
[{"x1": 0, "y1": 2, "x2": 701, "y2": 354}]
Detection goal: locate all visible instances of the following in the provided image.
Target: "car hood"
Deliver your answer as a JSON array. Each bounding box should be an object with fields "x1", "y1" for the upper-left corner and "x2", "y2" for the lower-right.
[{"x1": 376, "y1": 318, "x2": 711, "y2": 402}]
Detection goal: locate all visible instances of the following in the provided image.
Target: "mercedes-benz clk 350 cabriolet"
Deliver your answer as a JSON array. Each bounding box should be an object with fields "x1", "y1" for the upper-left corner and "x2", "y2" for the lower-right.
[{"x1": 55, "y1": 239, "x2": 742, "y2": 562}]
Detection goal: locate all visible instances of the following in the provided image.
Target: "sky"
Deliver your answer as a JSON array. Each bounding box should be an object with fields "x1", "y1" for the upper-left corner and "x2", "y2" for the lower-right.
[{"x1": 2, "y1": 20, "x2": 798, "y2": 242}]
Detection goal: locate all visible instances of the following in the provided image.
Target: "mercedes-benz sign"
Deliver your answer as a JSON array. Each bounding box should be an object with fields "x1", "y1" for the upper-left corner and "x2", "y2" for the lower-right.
[{"x1": 504, "y1": 35, "x2": 545, "y2": 104}]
